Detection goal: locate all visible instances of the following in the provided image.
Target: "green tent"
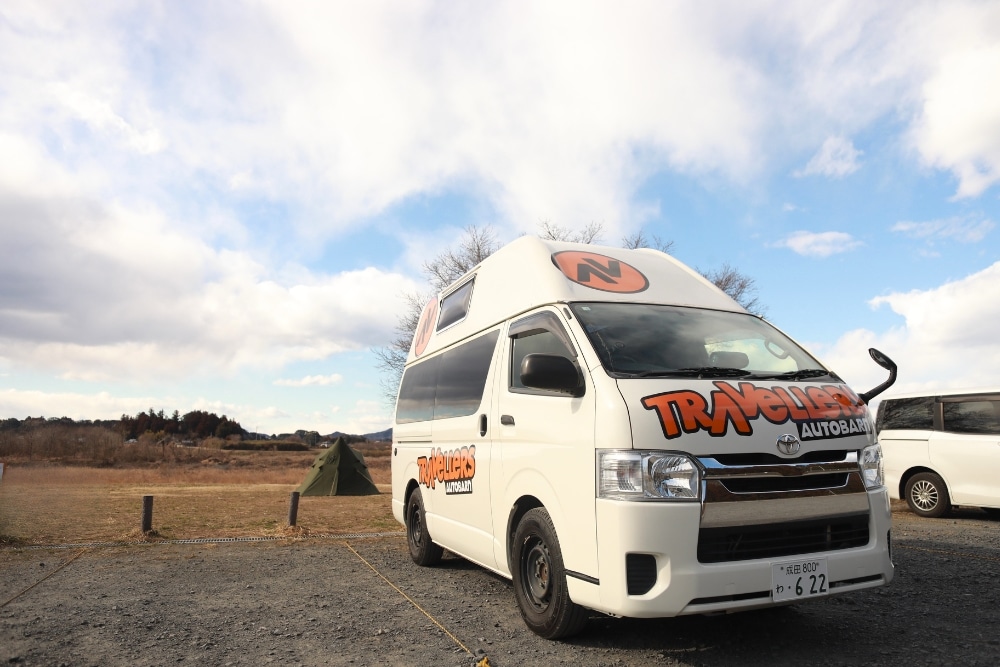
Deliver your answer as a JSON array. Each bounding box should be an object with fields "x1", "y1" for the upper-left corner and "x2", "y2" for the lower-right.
[{"x1": 296, "y1": 437, "x2": 380, "y2": 496}]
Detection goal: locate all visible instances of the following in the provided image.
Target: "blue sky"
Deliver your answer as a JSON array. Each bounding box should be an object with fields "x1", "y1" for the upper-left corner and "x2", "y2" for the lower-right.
[{"x1": 2, "y1": 1, "x2": 999, "y2": 435}]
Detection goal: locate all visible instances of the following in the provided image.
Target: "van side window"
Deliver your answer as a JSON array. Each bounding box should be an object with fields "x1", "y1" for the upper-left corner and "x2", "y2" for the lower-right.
[
  {"x1": 435, "y1": 330, "x2": 499, "y2": 418},
  {"x1": 437, "y1": 278, "x2": 475, "y2": 331},
  {"x1": 879, "y1": 397, "x2": 936, "y2": 431},
  {"x1": 396, "y1": 329, "x2": 499, "y2": 423},
  {"x1": 942, "y1": 400, "x2": 1000, "y2": 435},
  {"x1": 509, "y1": 311, "x2": 577, "y2": 392},
  {"x1": 395, "y1": 356, "x2": 438, "y2": 423}
]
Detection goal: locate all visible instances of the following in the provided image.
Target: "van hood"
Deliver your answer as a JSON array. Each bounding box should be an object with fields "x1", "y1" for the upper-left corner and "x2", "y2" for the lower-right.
[{"x1": 616, "y1": 378, "x2": 876, "y2": 455}]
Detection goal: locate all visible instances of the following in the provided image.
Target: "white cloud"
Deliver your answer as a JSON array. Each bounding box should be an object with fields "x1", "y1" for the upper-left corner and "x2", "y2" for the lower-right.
[
  {"x1": 909, "y1": 24, "x2": 1000, "y2": 198},
  {"x1": 50, "y1": 81, "x2": 165, "y2": 155},
  {"x1": 794, "y1": 136, "x2": 863, "y2": 178},
  {"x1": 274, "y1": 374, "x2": 343, "y2": 387},
  {"x1": 774, "y1": 231, "x2": 863, "y2": 257},
  {"x1": 820, "y1": 262, "x2": 1000, "y2": 396},
  {"x1": 0, "y1": 388, "x2": 172, "y2": 422},
  {"x1": 891, "y1": 216, "x2": 995, "y2": 243},
  {"x1": 3, "y1": 1, "x2": 1000, "y2": 238},
  {"x1": 0, "y1": 188, "x2": 420, "y2": 382}
]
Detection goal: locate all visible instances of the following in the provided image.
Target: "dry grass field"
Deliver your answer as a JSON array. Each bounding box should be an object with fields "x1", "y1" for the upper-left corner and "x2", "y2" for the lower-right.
[{"x1": 0, "y1": 446, "x2": 397, "y2": 546}]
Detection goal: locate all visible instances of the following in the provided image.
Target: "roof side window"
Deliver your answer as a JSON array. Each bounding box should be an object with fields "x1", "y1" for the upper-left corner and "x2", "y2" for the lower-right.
[
  {"x1": 879, "y1": 396, "x2": 936, "y2": 431},
  {"x1": 942, "y1": 400, "x2": 1000, "y2": 435},
  {"x1": 437, "y1": 278, "x2": 475, "y2": 331}
]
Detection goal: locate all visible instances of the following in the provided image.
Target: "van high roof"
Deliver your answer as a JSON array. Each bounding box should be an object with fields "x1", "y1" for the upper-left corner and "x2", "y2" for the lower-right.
[{"x1": 408, "y1": 236, "x2": 744, "y2": 363}]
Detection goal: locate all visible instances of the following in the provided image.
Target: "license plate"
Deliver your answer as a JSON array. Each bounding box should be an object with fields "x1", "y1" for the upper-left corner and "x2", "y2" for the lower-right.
[{"x1": 771, "y1": 557, "x2": 829, "y2": 602}]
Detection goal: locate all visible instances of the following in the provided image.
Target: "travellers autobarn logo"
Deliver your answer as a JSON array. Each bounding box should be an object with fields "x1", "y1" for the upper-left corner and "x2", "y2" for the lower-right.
[
  {"x1": 641, "y1": 382, "x2": 873, "y2": 441},
  {"x1": 551, "y1": 251, "x2": 649, "y2": 293},
  {"x1": 417, "y1": 446, "x2": 476, "y2": 494},
  {"x1": 412, "y1": 298, "x2": 438, "y2": 357}
]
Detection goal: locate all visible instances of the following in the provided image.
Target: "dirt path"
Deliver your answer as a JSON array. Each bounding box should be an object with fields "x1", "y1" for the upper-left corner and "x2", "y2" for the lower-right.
[{"x1": 2, "y1": 505, "x2": 998, "y2": 666}]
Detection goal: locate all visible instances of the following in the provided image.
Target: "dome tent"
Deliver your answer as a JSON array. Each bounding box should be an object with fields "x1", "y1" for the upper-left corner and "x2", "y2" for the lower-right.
[{"x1": 296, "y1": 437, "x2": 379, "y2": 496}]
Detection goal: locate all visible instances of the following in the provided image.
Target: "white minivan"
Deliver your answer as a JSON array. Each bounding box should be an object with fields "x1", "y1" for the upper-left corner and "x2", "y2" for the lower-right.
[
  {"x1": 391, "y1": 237, "x2": 897, "y2": 639},
  {"x1": 877, "y1": 389, "x2": 1000, "y2": 518}
]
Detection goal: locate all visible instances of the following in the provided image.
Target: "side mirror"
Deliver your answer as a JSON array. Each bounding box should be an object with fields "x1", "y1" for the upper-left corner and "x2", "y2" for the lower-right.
[
  {"x1": 520, "y1": 354, "x2": 584, "y2": 396},
  {"x1": 858, "y1": 348, "x2": 897, "y2": 404}
]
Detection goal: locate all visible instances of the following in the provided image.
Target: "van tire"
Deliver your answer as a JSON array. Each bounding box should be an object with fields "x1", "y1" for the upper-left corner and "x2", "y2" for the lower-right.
[
  {"x1": 511, "y1": 508, "x2": 588, "y2": 639},
  {"x1": 905, "y1": 472, "x2": 951, "y2": 518},
  {"x1": 405, "y1": 489, "x2": 443, "y2": 566}
]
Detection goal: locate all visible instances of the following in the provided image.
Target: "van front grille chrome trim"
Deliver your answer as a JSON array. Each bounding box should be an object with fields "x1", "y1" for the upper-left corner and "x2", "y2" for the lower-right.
[
  {"x1": 700, "y1": 451, "x2": 859, "y2": 479},
  {"x1": 695, "y1": 450, "x2": 872, "y2": 562}
]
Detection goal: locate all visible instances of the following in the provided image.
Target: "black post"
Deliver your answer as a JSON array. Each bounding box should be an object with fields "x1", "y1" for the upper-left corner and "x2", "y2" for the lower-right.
[
  {"x1": 141, "y1": 495, "x2": 154, "y2": 533},
  {"x1": 288, "y1": 491, "x2": 300, "y2": 527}
]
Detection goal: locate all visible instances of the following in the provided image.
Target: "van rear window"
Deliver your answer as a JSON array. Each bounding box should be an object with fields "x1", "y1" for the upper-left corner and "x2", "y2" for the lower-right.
[
  {"x1": 942, "y1": 400, "x2": 1000, "y2": 435},
  {"x1": 396, "y1": 329, "x2": 499, "y2": 423},
  {"x1": 878, "y1": 397, "x2": 936, "y2": 431}
]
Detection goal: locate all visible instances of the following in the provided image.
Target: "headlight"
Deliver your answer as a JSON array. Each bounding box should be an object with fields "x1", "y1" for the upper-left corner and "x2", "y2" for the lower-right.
[
  {"x1": 597, "y1": 450, "x2": 701, "y2": 501},
  {"x1": 860, "y1": 443, "x2": 884, "y2": 490}
]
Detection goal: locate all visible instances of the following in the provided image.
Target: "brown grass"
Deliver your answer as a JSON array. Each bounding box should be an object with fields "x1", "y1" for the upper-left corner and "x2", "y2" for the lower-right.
[{"x1": 0, "y1": 449, "x2": 398, "y2": 546}]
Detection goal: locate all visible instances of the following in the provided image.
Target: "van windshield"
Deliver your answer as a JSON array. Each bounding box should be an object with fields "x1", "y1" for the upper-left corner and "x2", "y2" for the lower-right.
[{"x1": 569, "y1": 302, "x2": 836, "y2": 380}]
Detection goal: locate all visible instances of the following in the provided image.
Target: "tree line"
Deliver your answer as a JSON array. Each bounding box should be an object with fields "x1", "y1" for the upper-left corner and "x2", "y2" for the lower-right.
[
  {"x1": 1, "y1": 409, "x2": 245, "y2": 441},
  {"x1": 119, "y1": 409, "x2": 245, "y2": 440}
]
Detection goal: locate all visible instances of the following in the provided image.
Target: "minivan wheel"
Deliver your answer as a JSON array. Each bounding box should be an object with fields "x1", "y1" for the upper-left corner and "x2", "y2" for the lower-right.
[
  {"x1": 405, "y1": 488, "x2": 443, "y2": 566},
  {"x1": 905, "y1": 472, "x2": 951, "y2": 518},
  {"x1": 511, "y1": 508, "x2": 588, "y2": 639}
]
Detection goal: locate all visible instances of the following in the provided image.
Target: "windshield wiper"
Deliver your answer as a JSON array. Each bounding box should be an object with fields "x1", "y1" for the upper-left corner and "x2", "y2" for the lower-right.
[
  {"x1": 630, "y1": 367, "x2": 754, "y2": 379},
  {"x1": 745, "y1": 369, "x2": 837, "y2": 381}
]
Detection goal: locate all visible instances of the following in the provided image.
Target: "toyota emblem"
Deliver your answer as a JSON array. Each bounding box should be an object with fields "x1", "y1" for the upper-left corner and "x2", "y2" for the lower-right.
[{"x1": 776, "y1": 434, "x2": 801, "y2": 456}]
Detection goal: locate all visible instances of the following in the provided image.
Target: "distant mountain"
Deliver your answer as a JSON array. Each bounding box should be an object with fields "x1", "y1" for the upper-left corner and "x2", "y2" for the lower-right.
[{"x1": 326, "y1": 428, "x2": 392, "y2": 442}]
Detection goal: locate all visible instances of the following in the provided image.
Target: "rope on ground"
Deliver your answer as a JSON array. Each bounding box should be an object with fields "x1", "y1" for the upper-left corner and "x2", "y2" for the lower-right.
[
  {"x1": 344, "y1": 541, "x2": 491, "y2": 667},
  {"x1": 0, "y1": 548, "x2": 89, "y2": 609}
]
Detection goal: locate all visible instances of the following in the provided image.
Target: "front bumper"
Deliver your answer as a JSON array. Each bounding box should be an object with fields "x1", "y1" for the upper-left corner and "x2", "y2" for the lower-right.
[{"x1": 566, "y1": 488, "x2": 894, "y2": 618}]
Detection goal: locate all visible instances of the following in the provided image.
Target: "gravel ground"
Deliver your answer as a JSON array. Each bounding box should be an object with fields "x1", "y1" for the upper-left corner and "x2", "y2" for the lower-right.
[{"x1": 1, "y1": 503, "x2": 998, "y2": 667}]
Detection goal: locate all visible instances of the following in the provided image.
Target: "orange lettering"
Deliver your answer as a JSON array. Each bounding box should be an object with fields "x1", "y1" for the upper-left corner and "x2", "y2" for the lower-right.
[
  {"x1": 642, "y1": 382, "x2": 873, "y2": 441},
  {"x1": 417, "y1": 446, "x2": 477, "y2": 489}
]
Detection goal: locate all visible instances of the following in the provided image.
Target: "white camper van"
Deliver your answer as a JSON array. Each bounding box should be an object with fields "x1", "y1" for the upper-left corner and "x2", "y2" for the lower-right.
[
  {"x1": 391, "y1": 237, "x2": 897, "y2": 639},
  {"x1": 877, "y1": 388, "x2": 1000, "y2": 518}
]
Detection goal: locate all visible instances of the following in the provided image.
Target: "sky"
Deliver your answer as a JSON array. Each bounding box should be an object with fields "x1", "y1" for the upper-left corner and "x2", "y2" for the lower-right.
[{"x1": 2, "y1": 1, "x2": 999, "y2": 436}]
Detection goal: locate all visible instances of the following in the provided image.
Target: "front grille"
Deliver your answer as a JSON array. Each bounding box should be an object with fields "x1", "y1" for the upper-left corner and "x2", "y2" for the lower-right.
[
  {"x1": 697, "y1": 514, "x2": 870, "y2": 563},
  {"x1": 721, "y1": 473, "x2": 849, "y2": 493},
  {"x1": 711, "y1": 450, "x2": 849, "y2": 466}
]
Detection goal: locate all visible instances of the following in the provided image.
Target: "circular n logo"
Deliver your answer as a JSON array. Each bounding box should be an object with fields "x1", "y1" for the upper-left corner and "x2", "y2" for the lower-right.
[{"x1": 551, "y1": 251, "x2": 649, "y2": 293}]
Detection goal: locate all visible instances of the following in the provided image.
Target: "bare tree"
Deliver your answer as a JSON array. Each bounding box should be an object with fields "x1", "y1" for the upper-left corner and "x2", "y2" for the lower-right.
[
  {"x1": 538, "y1": 220, "x2": 605, "y2": 244},
  {"x1": 373, "y1": 290, "x2": 431, "y2": 401},
  {"x1": 701, "y1": 262, "x2": 766, "y2": 317},
  {"x1": 621, "y1": 230, "x2": 675, "y2": 254},
  {"x1": 422, "y1": 225, "x2": 501, "y2": 291}
]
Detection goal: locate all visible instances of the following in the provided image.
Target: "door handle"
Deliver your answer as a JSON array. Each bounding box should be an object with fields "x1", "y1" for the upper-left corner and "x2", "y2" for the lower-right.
[
  {"x1": 479, "y1": 414, "x2": 487, "y2": 437},
  {"x1": 500, "y1": 415, "x2": 515, "y2": 426}
]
